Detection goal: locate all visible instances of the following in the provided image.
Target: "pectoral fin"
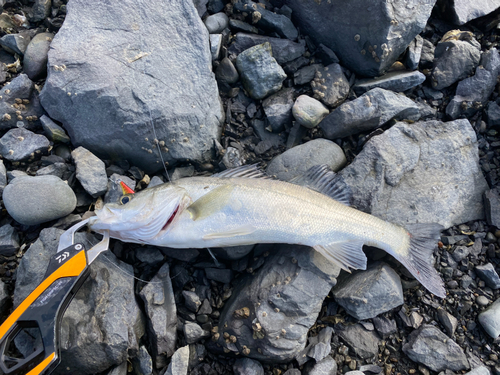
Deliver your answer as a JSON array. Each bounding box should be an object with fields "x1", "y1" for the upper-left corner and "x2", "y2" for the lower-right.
[
  {"x1": 187, "y1": 184, "x2": 235, "y2": 221},
  {"x1": 313, "y1": 241, "x2": 367, "y2": 272}
]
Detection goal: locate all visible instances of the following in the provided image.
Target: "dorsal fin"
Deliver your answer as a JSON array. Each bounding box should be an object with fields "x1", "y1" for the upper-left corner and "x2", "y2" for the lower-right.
[
  {"x1": 211, "y1": 164, "x2": 272, "y2": 179},
  {"x1": 289, "y1": 165, "x2": 352, "y2": 206}
]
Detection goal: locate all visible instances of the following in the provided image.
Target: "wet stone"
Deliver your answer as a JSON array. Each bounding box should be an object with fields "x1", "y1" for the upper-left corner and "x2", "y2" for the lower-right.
[
  {"x1": 23, "y1": 32, "x2": 53, "y2": 80},
  {"x1": 233, "y1": 358, "x2": 264, "y2": 375},
  {"x1": 475, "y1": 263, "x2": 500, "y2": 289},
  {"x1": 0, "y1": 224, "x2": 19, "y2": 256},
  {"x1": 353, "y1": 70, "x2": 426, "y2": 95},
  {"x1": 71, "y1": 146, "x2": 108, "y2": 198},
  {"x1": 0, "y1": 128, "x2": 49, "y2": 162}
]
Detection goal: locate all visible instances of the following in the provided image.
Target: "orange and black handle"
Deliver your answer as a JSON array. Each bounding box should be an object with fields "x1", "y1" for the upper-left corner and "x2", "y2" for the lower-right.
[{"x1": 0, "y1": 243, "x2": 90, "y2": 375}]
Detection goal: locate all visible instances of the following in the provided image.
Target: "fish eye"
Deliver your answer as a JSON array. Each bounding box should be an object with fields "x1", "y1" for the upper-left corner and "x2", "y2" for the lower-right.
[{"x1": 120, "y1": 195, "x2": 132, "y2": 205}]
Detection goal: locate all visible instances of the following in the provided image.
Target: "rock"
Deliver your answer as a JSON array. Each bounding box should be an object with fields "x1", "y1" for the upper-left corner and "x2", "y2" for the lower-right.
[
  {"x1": 292, "y1": 95, "x2": 329, "y2": 129},
  {"x1": 212, "y1": 245, "x2": 254, "y2": 260},
  {"x1": 464, "y1": 366, "x2": 491, "y2": 375},
  {"x1": 484, "y1": 189, "x2": 500, "y2": 228},
  {"x1": 0, "y1": 128, "x2": 49, "y2": 161},
  {"x1": 262, "y1": 88, "x2": 294, "y2": 132},
  {"x1": 3, "y1": 175, "x2": 76, "y2": 225},
  {"x1": 233, "y1": 358, "x2": 264, "y2": 375},
  {"x1": 0, "y1": 33, "x2": 30, "y2": 55},
  {"x1": 14, "y1": 228, "x2": 145, "y2": 375},
  {"x1": 233, "y1": 0, "x2": 298, "y2": 41},
  {"x1": 431, "y1": 30, "x2": 481, "y2": 90},
  {"x1": 332, "y1": 262, "x2": 404, "y2": 320},
  {"x1": 486, "y1": 102, "x2": 500, "y2": 127},
  {"x1": 23, "y1": 32, "x2": 53, "y2": 80},
  {"x1": 319, "y1": 88, "x2": 420, "y2": 139},
  {"x1": 204, "y1": 12, "x2": 229, "y2": 34},
  {"x1": 479, "y1": 297, "x2": 500, "y2": 338},
  {"x1": 229, "y1": 19, "x2": 259, "y2": 35},
  {"x1": 372, "y1": 315, "x2": 397, "y2": 338},
  {"x1": 31, "y1": 0, "x2": 51, "y2": 22},
  {"x1": 475, "y1": 263, "x2": 500, "y2": 289},
  {"x1": 353, "y1": 71, "x2": 426, "y2": 95},
  {"x1": 286, "y1": 0, "x2": 436, "y2": 77},
  {"x1": 420, "y1": 39, "x2": 435, "y2": 69},
  {"x1": 337, "y1": 323, "x2": 380, "y2": 359},
  {"x1": 294, "y1": 64, "x2": 322, "y2": 86},
  {"x1": 72, "y1": 146, "x2": 108, "y2": 198},
  {"x1": 436, "y1": 308, "x2": 459, "y2": 336},
  {"x1": 236, "y1": 42, "x2": 287, "y2": 100},
  {"x1": 0, "y1": 279, "x2": 8, "y2": 317},
  {"x1": 0, "y1": 223, "x2": 19, "y2": 256},
  {"x1": 213, "y1": 245, "x2": 339, "y2": 362},
  {"x1": 208, "y1": 0, "x2": 225, "y2": 13},
  {"x1": 310, "y1": 63, "x2": 349, "y2": 108},
  {"x1": 339, "y1": 119, "x2": 488, "y2": 228},
  {"x1": 314, "y1": 44, "x2": 340, "y2": 66},
  {"x1": 402, "y1": 325, "x2": 469, "y2": 372},
  {"x1": 210, "y1": 34, "x2": 222, "y2": 61},
  {"x1": 132, "y1": 346, "x2": 153, "y2": 375},
  {"x1": 0, "y1": 159, "x2": 5, "y2": 194},
  {"x1": 183, "y1": 290, "x2": 202, "y2": 313},
  {"x1": 205, "y1": 268, "x2": 233, "y2": 283},
  {"x1": 165, "y1": 346, "x2": 189, "y2": 375},
  {"x1": 267, "y1": 139, "x2": 346, "y2": 181},
  {"x1": 40, "y1": 0, "x2": 223, "y2": 174},
  {"x1": 216, "y1": 57, "x2": 239, "y2": 85},
  {"x1": 446, "y1": 48, "x2": 500, "y2": 119},
  {"x1": 139, "y1": 263, "x2": 177, "y2": 368},
  {"x1": 40, "y1": 115, "x2": 70, "y2": 143},
  {"x1": 306, "y1": 327, "x2": 333, "y2": 363},
  {"x1": 441, "y1": 0, "x2": 500, "y2": 25},
  {"x1": 228, "y1": 33, "x2": 305, "y2": 64},
  {"x1": 183, "y1": 321, "x2": 208, "y2": 344},
  {"x1": 171, "y1": 166, "x2": 195, "y2": 181},
  {"x1": 303, "y1": 355, "x2": 337, "y2": 375},
  {"x1": 406, "y1": 35, "x2": 424, "y2": 70}
]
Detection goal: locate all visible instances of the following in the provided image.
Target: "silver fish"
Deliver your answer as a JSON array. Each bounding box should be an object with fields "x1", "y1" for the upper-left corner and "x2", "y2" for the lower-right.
[{"x1": 89, "y1": 165, "x2": 445, "y2": 297}]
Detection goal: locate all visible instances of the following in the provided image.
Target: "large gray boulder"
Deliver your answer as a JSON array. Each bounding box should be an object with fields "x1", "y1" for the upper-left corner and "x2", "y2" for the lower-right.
[
  {"x1": 285, "y1": 0, "x2": 436, "y2": 77},
  {"x1": 40, "y1": 0, "x2": 223, "y2": 173},
  {"x1": 339, "y1": 119, "x2": 488, "y2": 228},
  {"x1": 438, "y1": 0, "x2": 500, "y2": 25}
]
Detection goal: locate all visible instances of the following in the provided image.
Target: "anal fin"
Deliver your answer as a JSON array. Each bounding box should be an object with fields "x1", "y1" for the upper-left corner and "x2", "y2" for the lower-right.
[{"x1": 313, "y1": 241, "x2": 367, "y2": 272}]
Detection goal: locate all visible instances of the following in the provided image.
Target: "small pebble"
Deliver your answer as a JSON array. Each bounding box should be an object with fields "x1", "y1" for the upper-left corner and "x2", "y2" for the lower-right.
[{"x1": 477, "y1": 295, "x2": 490, "y2": 306}]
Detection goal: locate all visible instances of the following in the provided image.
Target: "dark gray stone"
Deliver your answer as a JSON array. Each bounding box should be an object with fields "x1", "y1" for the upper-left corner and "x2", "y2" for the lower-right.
[
  {"x1": 3, "y1": 175, "x2": 76, "y2": 225},
  {"x1": 267, "y1": 138, "x2": 346, "y2": 181},
  {"x1": 31, "y1": 0, "x2": 51, "y2": 22},
  {"x1": 339, "y1": 119, "x2": 488, "y2": 228},
  {"x1": 204, "y1": 12, "x2": 229, "y2": 33},
  {"x1": 372, "y1": 316, "x2": 397, "y2": 338},
  {"x1": 72, "y1": 146, "x2": 108, "y2": 198},
  {"x1": 0, "y1": 223, "x2": 19, "y2": 256},
  {"x1": 0, "y1": 159, "x2": 5, "y2": 194},
  {"x1": 431, "y1": 31, "x2": 481, "y2": 90},
  {"x1": 420, "y1": 38, "x2": 435, "y2": 69},
  {"x1": 463, "y1": 366, "x2": 492, "y2": 375},
  {"x1": 478, "y1": 298, "x2": 500, "y2": 338},
  {"x1": 210, "y1": 34, "x2": 222, "y2": 61},
  {"x1": 292, "y1": 94, "x2": 329, "y2": 129},
  {"x1": 165, "y1": 346, "x2": 189, "y2": 375},
  {"x1": 139, "y1": 263, "x2": 177, "y2": 368},
  {"x1": 475, "y1": 263, "x2": 500, "y2": 289},
  {"x1": 229, "y1": 19, "x2": 259, "y2": 34},
  {"x1": 0, "y1": 128, "x2": 49, "y2": 161},
  {"x1": 446, "y1": 48, "x2": 500, "y2": 119},
  {"x1": 306, "y1": 327, "x2": 333, "y2": 363},
  {"x1": 320, "y1": 88, "x2": 420, "y2": 139},
  {"x1": 353, "y1": 70, "x2": 426, "y2": 95},
  {"x1": 0, "y1": 33, "x2": 30, "y2": 55},
  {"x1": 310, "y1": 63, "x2": 349, "y2": 108},
  {"x1": 171, "y1": 166, "x2": 195, "y2": 181},
  {"x1": 233, "y1": 358, "x2": 264, "y2": 375},
  {"x1": 484, "y1": 189, "x2": 500, "y2": 228},
  {"x1": 303, "y1": 355, "x2": 337, "y2": 375},
  {"x1": 40, "y1": 0, "x2": 223, "y2": 174},
  {"x1": 208, "y1": 0, "x2": 225, "y2": 13},
  {"x1": 406, "y1": 35, "x2": 423, "y2": 70},
  {"x1": 233, "y1": 0, "x2": 298, "y2": 40},
  {"x1": 205, "y1": 268, "x2": 233, "y2": 283},
  {"x1": 333, "y1": 262, "x2": 404, "y2": 320},
  {"x1": 286, "y1": 0, "x2": 436, "y2": 77},
  {"x1": 36, "y1": 162, "x2": 68, "y2": 179},
  {"x1": 293, "y1": 63, "x2": 322, "y2": 85},
  {"x1": 314, "y1": 44, "x2": 339, "y2": 65},
  {"x1": 337, "y1": 324, "x2": 380, "y2": 359},
  {"x1": 251, "y1": 119, "x2": 286, "y2": 148},
  {"x1": 436, "y1": 308, "x2": 459, "y2": 336},
  {"x1": 487, "y1": 101, "x2": 500, "y2": 127},
  {"x1": 262, "y1": 88, "x2": 294, "y2": 132},
  {"x1": 183, "y1": 290, "x2": 202, "y2": 312},
  {"x1": 441, "y1": 0, "x2": 500, "y2": 25},
  {"x1": 283, "y1": 56, "x2": 311, "y2": 75},
  {"x1": 402, "y1": 325, "x2": 469, "y2": 372},
  {"x1": 228, "y1": 32, "x2": 305, "y2": 64},
  {"x1": 236, "y1": 42, "x2": 286, "y2": 100},
  {"x1": 212, "y1": 245, "x2": 254, "y2": 260},
  {"x1": 214, "y1": 245, "x2": 340, "y2": 362},
  {"x1": 23, "y1": 32, "x2": 53, "y2": 80},
  {"x1": 132, "y1": 346, "x2": 153, "y2": 375},
  {"x1": 40, "y1": 115, "x2": 71, "y2": 144},
  {"x1": 216, "y1": 57, "x2": 239, "y2": 85},
  {"x1": 183, "y1": 321, "x2": 208, "y2": 344}
]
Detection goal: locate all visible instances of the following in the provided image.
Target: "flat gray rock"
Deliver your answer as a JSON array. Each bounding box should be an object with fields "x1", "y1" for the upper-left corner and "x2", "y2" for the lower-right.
[
  {"x1": 139, "y1": 263, "x2": 177, "y2": 368},
  {"x1": 406, "y1": 35, "x2": 424, "y2": 70},
  {"x1": 262, "y1": 88, "x2": 294, "y2": 132},
  {"x1": 402, "y1": 325, "x2": 469, "y2": 372},
  {"x1": 339, "y1": 119, "x2": 488, "y2": 228},
  {"x1": 0, "y1": 223, "x2": 19, "y2": 256},
  {"x1": 286, "y1": 0, "x2": 436, "y2": 77},
  {"x1": 464, "y1": 366, "x2": 492, "y2": 375},
  {"x1": 233, "y1": 358, "x2": 264, "y2": 375},
  {"x1": 444, "y1": 0, "x2": 500, "y2": 25},
  {"x1": 165, "y1": 346, "x2": 189, "y2": 375},
  {"x1": 236, "y1": 42, "x2": 287, "y2": 100},
  {"x1": 475, "y1": 263, "x2": 500, "y2": 289},
  {"x1": 337, "y1": 324, "x2": 380, "y2": 359},
  {"x1": 40, "y1": 115, "x2": 70, "y2": 144},
  {"x1": 72, "y1": 146, "x2": 108, "y2": 198},
  {"x1": 431, "y1": 31, "x2": 481, "y2": 90},
  {"x1": 23, "y1": 32, "x2": 52, "y2": 80},
  {"x1": 0, "y1": 128, "x2": 49, "y2": 162},
  {"x1": 479, "y1": 298, "x2": 500, "y2": 338},
  {"x1": 213, "y1": 245, "x2": 340, "y2": 362},
  {"x1": 484, "y1": 189, "x2": 500, "y2": 228},
  {"x1": 310, "y1": 63, "x2": 349, "y2": 108},
  {"x1": 303, "y1": 355, "x2": 337, "y2": 375},
  {"x1": 319, "y1": 88, "x2": 420, "y2": 139},
  {"x1": 40, "y1": 0, "x2": 223, "y2": 174},
  {"x1": 267, "y1": 138, "x2": 346, "y2": 181},
  {"x1": 3, "y1": 175, "x2": 76, "y2": 225},
  {"x1": 332, "y1": 262, "x2": 404, "y2": 320},
  {"x1": 353, "y1": 70, "x2": 426, "y2": 95}
]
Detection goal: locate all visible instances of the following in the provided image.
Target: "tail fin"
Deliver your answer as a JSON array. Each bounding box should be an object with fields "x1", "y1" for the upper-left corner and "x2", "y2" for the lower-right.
[{"x1": 394, "y1": 223, "x2": 446, "y2": 298}]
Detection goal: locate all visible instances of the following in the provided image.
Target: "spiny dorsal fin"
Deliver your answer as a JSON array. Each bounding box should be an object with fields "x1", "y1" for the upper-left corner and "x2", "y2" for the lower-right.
[
  {"x1": 289, "y1": 165, "x2": 352, "y2": 206},
  {"x1": 211, "y1": 164, "x2": 272, "y2": 179}
]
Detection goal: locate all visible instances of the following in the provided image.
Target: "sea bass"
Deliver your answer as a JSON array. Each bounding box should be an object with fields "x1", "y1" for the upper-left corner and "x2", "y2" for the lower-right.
[{"x1": 89, "y1": 165, "x2": 445, "y2": 297}]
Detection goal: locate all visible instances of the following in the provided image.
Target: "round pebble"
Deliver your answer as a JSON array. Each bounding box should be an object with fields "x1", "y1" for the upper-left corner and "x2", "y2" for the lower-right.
[
  {"x1": 476, "y1": 295, "x2": 490, "y2": 306},
  {"x1": 204, "y1": 12, "x2": 229, "y2": 34},
  {"x1": 23, "y1": 32, "x2": 53, "y2": 80},
  {"x1": 292, "y1": 94, "x2": 330, "y2": 128},
  {"x1": 3, "y1": 175, "x2": 77, "y2": 225}
]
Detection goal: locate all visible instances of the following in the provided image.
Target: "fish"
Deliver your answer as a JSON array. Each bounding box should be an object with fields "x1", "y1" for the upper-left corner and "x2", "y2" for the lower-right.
[{"x1": 89, "y1": 164, "x2": 445, "y2": 298}]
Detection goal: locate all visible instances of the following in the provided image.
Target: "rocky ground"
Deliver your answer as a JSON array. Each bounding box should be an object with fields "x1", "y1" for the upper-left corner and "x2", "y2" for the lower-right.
[{"x1": 0, "y1": 0, "x2": 499, "y2": 374}]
